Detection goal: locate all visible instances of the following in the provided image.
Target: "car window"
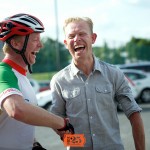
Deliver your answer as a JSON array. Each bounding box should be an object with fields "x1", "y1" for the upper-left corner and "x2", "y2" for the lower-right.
[
  {"x1": 39, "y1": 82, "x2": 49, "y2": 87},
  {"x1": 124, "y1": 72, "x2": 146, "y2": 80},
  {"x1": 119, "y1": 63, "x2": 150, "y2": 73}
]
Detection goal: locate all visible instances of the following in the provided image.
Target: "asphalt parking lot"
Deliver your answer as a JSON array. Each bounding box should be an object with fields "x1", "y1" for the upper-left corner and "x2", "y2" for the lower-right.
[{"x1": 35, "y1": 103, "x2": 150, "y2": 150}]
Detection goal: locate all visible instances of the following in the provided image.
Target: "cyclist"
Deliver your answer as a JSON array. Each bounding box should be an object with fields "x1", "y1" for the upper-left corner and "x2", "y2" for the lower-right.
[{"x1": 0, "y1": 13, "x2": 74, "y2": 150}]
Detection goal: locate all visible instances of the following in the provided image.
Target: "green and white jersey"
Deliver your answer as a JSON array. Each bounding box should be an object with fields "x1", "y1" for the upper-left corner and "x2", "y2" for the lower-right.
[{"x1": 0, "y1": 59, "x2": 37, "y2": 150}]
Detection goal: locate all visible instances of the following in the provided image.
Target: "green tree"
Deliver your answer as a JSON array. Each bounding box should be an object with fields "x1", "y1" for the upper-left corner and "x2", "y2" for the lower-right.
[
  {"x1": 32, "y1": 36, "x2": 150, "y2": 73},
  {"x1": 33, "y1": 37, "x2": 69, "y2": 73},
  {"x1": 126, "y1": 37, "x2": 150, "y2": 62},
  {"x1": 93, "y1": 42, "x2": 111, "y2": 62}
]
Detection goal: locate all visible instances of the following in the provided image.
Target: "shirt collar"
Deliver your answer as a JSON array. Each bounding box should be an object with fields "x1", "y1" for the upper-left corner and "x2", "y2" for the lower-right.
[
  {"x1": 70, "y1": 55, "x2": 102, "y2": 76},
  {"x1": 70, "y1": 60, "x2": 80, "y2": 76},
  {"x1": 2, "y1": 58, "x2": 27, "y2": 76},
  {"x1": 93, "y1": 56, "x2": 102, "y2": 72}
]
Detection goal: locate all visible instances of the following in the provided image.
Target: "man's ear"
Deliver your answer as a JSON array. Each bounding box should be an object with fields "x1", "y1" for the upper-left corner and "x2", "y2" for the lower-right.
[
  {"x1": 92, "y1": 33, "x2": 97, "y2": 44},
  {"x1": 10, "y1": 38, "x2": 20, "y2": 49},
  {"x1": 64, "y1": 39, "x2": 67, "y2": 45},
  {"x1": 64, "y1": 40, "x2": 68, "y2": 49}
]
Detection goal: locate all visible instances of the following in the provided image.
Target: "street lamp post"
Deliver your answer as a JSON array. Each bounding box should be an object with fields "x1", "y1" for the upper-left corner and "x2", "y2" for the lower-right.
[{"x1": 54, "y1": 0, "x2": 60, "y2": 70}]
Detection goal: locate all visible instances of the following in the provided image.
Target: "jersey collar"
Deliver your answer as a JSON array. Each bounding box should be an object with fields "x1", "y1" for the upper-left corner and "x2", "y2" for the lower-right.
[{"x1": 2, "y1": 58, "x2": 27, "y2": 76}]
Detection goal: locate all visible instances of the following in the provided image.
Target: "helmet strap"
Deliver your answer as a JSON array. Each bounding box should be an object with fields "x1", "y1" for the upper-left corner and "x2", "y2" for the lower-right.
[
  {"x1": 6, "y1": 35, "x2": 33, "y2": 73},
  {"x1": 20, "y1": 35, "x2": 33, "y2": 74}
]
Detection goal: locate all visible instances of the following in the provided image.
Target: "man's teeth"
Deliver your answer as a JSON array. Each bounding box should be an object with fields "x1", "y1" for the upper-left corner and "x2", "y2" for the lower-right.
[
  {"x1": 74, "y1": 45, "x2": 84, "y2": 51},
  {"x1": 74, "y1": 45, "x2": 84, "y2": 49}
]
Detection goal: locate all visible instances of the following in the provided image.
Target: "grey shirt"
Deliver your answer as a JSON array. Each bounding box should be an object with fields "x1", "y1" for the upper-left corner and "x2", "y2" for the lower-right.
[{"x1": 50, "y1": 56, "x2": 142, "y2": 150}]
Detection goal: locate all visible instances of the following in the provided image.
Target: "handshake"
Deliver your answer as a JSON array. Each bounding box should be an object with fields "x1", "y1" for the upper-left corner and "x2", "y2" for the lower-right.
[
  {"x1": 56, "y1": 118, "x2": 74, "y2": 141},
  {"x1": 32, "y1": 118, "x2": 74, "y2": 150}
]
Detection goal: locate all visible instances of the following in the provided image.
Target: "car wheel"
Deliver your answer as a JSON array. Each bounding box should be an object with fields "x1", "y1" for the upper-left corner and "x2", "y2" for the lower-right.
[{"x1": 140, "y1": 88, "x2": 150, "y2": 103}]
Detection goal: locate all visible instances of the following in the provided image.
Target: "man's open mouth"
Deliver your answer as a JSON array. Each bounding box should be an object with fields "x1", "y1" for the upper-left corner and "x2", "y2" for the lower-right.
[
  {"x1": 31, "y1": 51, "x2": 38, "y2": 55},
  {"x1": 74, "y1": 45, "x2": 85, "y2": 52}
]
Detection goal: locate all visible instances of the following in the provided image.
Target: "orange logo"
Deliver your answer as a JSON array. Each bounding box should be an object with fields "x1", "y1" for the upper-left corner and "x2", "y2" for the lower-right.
[{"x1": 63, "y1": 134, "x2": 86, "y2": 147}]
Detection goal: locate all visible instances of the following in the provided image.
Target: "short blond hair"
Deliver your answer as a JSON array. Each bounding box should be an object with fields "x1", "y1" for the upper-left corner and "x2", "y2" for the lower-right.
[
  {"x1": 2, "y1": 43, "x2": 11, "y2": 54},
  {"x1": 63, "y1": 17, "x2": 94, "y2": 34}
]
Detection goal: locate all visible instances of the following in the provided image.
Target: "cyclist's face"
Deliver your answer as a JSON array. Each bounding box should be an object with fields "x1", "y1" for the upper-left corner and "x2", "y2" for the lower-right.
[{"x1": 25, "y1": 33, "x2": 43, "y2": 65}]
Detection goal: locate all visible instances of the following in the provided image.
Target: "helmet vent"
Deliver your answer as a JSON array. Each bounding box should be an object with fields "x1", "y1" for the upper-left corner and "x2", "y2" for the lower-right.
[
  {"x1": 21, "y1": 18, "x2": 36, "y2": 25},
  {"x1": 35, "y1": 28, "x2": 44, "y2": 31},
  {"x1": 18, "y1": 29, "x2": 28, "y2": 32}
]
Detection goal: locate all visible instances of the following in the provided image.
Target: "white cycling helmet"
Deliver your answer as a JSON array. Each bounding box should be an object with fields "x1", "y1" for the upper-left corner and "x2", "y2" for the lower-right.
[{"x1": 0, "y1": 13, "x2": 44, "y2": 41}]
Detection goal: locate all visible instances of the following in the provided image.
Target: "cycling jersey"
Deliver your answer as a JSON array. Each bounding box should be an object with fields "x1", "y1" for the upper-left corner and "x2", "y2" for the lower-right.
[{"x1": 0, "y1": 59, "x2": 37, "y2": 150}]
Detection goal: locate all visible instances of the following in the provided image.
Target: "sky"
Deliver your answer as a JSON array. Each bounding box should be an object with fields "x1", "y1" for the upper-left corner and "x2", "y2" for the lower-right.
[{"x1": 0, "y1": 0, "x2": 150, "y2": 47}]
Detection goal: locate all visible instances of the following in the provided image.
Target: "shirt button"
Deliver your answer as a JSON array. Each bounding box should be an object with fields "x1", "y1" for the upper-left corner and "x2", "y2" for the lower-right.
[
  {"x1": 88, "y1": 99, "x2": 91, "y2": 101},
  {"x1": 90, "y1": 116, "x2": 93, "y2": 119},
  {"x1": 93, "y1": 134, "x2": 95, "y2": 136}
]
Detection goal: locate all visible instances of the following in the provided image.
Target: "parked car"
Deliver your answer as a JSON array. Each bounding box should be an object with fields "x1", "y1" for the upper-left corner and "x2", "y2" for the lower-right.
[
  {"x1": 121, "y1": 69, "x2": 150, "y2": 103},
  {"x1": 118, "y1": 62, "x2": 150, "y2": 73},
  {"x1": 38, "y1": 80, "x2": 50, "y2": 92},
  {"x1": 125, "y1": 76, "x2": 138, "y2": 99},
  {"x1": 29, "y1": 79, "x2": 40, "y2": 94},
  {"x1": 36, "y1": 90, "x2": 52, "y2": 110}
]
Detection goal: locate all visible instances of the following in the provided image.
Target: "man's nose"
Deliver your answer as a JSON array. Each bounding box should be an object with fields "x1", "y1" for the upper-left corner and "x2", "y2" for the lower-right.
[
  {"x1": 74, "y1": 35, "x2": 81, "y2": 42},
  {"x1": 39, "y1": 41, "x2": 43, "y2": 48}
]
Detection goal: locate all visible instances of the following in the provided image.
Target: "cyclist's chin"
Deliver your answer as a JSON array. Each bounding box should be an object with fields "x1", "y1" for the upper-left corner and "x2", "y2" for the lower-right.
[{"x1": 28, "y1": 58, "x2": 36, "y2": 65}]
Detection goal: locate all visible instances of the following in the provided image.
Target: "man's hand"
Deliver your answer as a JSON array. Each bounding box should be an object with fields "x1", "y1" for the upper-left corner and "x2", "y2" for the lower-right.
[
  {"x1": 57, "y1": 118, "x2": 74, "y2": 134},
  {"x1": 56, "y1": 118, "x2": 74, "y2": 141}
]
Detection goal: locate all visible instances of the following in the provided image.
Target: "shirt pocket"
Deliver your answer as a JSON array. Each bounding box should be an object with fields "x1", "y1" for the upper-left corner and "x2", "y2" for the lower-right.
[
  {"x1": 95, "y1": 85, "x2": 114, "y2": 108},
  {"x1": 96, "y1": 85, "x2": 111, "y2": 94},
  {"x1": 62, "y1": 87, "x2": 81, "y2": 100},
  {"x1": 62, "y1": 87, "x2": 82, "y2": 113}
]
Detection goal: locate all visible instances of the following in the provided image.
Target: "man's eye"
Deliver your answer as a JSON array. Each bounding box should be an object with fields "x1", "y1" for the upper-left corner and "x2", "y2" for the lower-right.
[
  {"x1": 80, "y1": 33, "x2": 86, "y2": 36},
  {"x1": 68, "y1": 35, "x2": 74, "y2": 39}
]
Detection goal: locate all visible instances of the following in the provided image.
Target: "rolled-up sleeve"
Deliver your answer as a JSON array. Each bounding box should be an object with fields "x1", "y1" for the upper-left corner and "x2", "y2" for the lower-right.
[{"x1": 115, "y1": 69, "x2": 142, "y2": 118}]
